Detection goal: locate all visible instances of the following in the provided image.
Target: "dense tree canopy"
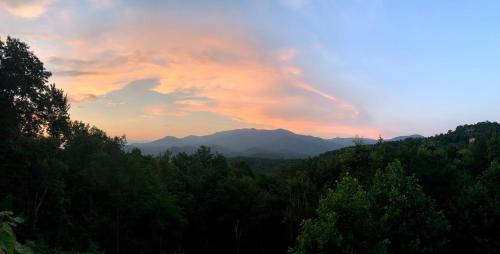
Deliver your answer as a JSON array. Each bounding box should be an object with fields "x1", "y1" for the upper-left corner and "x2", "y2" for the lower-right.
[{"x1": 1, "y1": 37, "x2": 500, "y2": 253}]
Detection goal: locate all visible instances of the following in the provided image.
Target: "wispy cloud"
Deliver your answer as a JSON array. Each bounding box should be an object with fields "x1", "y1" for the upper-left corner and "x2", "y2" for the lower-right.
[
  {"x1": 0, "y1": 0, "x2": 56, "y2": 18},
  {"x1": 68, "y1": 93, "x2": 98, "y2": 103}
]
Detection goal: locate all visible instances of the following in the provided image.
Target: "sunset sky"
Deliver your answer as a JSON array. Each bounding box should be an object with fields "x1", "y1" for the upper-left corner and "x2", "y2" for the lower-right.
[{"x1": 2, "y1": 0, "x2": 500, "y2": 141}]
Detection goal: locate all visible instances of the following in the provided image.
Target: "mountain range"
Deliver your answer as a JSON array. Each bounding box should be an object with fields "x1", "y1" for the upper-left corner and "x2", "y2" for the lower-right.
[{"x1": 126, "y1": 129, "x2": 424, "y2": 159}]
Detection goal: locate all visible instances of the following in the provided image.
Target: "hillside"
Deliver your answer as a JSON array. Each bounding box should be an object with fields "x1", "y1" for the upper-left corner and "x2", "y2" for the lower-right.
[{"x1": 127, "y1": 129, "x2": 424, "y2": 158}]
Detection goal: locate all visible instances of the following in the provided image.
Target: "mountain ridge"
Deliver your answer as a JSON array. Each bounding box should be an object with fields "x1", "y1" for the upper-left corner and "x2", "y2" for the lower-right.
[{"x1": 127, "y1": 128, "x2": 424, "y2": 158}]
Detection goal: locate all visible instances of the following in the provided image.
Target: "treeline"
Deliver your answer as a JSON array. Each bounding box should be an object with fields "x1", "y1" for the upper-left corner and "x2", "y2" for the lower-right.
[{"x1": 1, "y1": 37, "x2": 500, "y2": 253}]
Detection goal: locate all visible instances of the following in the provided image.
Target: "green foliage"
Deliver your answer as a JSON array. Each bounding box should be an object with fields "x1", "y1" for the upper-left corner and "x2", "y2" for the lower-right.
[
  {"x1": 291, "y1": 161, "x2": 450, "y2": 254},
  {"x1": 0, "y1": 211, "x2": 19, "y2": 254},
  {"x1": 0, "y1": 211, "x2": 33, "y2": 254},
  {"x1": 451, "y1": 161, "x2": 500, "y2": 253},
  {"x1": 370, "y1": 161, "x2": 449, "y2": 253},
  {"x1": 290, "y1": 176, "x2": 386, "y2": 254}
]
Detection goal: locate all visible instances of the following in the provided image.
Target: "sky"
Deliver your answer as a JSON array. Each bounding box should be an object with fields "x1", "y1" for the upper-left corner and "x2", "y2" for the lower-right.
[{"x1": 1, "y1": 0, "x2": 500, "y2": 141}]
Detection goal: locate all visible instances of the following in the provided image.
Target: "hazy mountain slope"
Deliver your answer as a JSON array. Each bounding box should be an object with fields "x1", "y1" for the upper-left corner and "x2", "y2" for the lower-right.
[
  {"x1": 129, "y1": 129, "x2": 343, "y2": 158},
  {"x1": 389, "y1": 134, "x2": 425, "y2": 141},
  {"x1": 328, "y1": 137, "x2": 378, "y2": 146},
  {"x1": 127, "y1": 129, "x2": 424, "y2": 158}
]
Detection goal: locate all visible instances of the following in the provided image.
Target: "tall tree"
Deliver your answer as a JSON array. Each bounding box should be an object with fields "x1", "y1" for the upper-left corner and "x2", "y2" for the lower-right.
[
  {"x1": 0, "y1": 37, "x2": 69, "y2": 142},
  {"x1": 290, "y1": 175, "x2": 386, "y2": 254},
  {"x1": 370, "y1": 161, "x2": 449, "y2": 254}
]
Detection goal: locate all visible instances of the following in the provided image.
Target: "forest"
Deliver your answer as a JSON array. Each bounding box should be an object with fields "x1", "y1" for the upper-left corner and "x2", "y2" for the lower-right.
[{"x1": 1, "y1": 37, "x2": 500, "y2": 254}]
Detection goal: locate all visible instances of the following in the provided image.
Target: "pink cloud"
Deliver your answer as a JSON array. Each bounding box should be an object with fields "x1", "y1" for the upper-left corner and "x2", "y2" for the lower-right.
[{"x1": 278, "y1": 48, "x2": 299, "y2": 62}]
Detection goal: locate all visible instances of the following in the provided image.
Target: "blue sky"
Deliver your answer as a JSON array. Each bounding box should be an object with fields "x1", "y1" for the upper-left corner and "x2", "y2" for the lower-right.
[{"x1": 1, "y1": 0, "x2": 499, "y2": 140}]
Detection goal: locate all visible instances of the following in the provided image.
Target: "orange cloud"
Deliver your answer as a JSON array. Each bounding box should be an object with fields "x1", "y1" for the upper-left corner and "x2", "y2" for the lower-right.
[
  {"x1": 143, "y1": 104, "x2": 187, "y2": 117},
  {"x1": 0, "y1": 0, "x2": 56, "y2": 18}
]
